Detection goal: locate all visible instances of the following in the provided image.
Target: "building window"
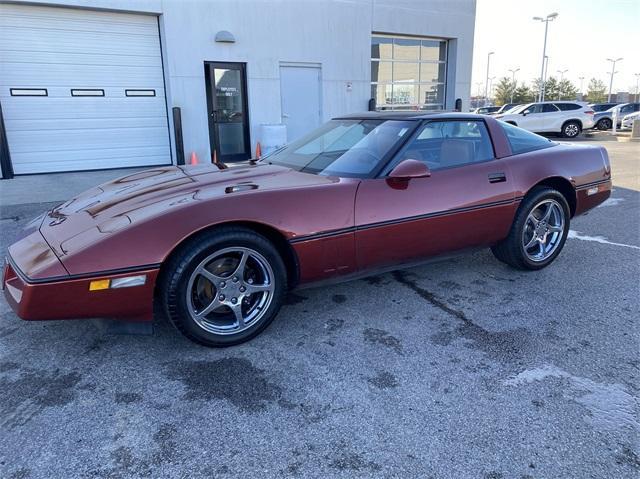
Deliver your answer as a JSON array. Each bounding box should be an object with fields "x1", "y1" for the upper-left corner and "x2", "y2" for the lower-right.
[{"x1": 371, "y1": 34, "x2": 447, "y2": 111}]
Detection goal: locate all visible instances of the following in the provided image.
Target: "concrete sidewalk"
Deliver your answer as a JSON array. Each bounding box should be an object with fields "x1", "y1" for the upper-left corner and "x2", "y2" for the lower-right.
[{"x1": 0, "y1": 167, "x2": 147, "y2": 206}]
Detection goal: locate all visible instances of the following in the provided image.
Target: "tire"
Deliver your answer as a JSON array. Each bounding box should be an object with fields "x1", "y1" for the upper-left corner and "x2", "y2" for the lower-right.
[
  {"x1": 561, "y1": 121, "x2": 581, "y2": 138},
  {"x1": 596, "y1": 118, "x2": 612, "y2": 130},
  {"x1": 160, "y1": 227, "x2": 287, "y2": 347},
  {"x1": 491, "y1": 187, "x2": 570, "y2": 270}
]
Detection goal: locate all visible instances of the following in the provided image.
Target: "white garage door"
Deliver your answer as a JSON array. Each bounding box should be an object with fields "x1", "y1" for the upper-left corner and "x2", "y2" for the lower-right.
[{"x1": 0, "y1": 4, "x2": 171, "y2": 174}]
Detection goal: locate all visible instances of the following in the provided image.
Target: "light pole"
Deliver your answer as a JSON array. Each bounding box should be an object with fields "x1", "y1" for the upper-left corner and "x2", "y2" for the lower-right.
[
  {"x1": 508, "y1": 68, "x2": 520, "y2": 103},
  {"x1": 556, "y1": 69, "x2": 568, "y2": 100},
  {"x1": 542, "y1": 56, "x2": 549, "y2": 100},
  {"x1": 606, "y1": 57, "x2": 623, "y2": 102},
  {"x1": 484, "y1": 51, "x2": 494, "y2": 107},
  {"x1": 634, "y1": 73, "x2": 640, "y2": 102},
  {"x1": 533, "y1": 12, "x2": 558, "y2": 102},
  {"x1": 578, "y1": 76, "x2": 585, "y2": 100},
  {"x1": 488, "y1": 76, "x2": 496, "y2": 104}
]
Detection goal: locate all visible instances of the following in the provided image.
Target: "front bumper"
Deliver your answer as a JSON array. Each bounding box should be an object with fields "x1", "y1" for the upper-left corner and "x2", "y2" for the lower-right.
[{"x1": 3, "y1": 258, "x2": 159, "y2": 322}]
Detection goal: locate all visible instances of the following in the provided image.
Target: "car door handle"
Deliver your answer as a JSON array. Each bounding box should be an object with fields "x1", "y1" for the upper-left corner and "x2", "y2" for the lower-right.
[{"x1": 488, "y1": 172, "x2": 507, "y2": 183}]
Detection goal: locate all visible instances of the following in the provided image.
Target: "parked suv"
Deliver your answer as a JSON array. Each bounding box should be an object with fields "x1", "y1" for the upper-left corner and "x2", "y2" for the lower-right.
[
  {"x1": 593, "y1": 103, "x2": 640, "y2": 130},
  {"x1": 588, "y1": 102, "x2": 619, "y2": 113},
  {"x1": 495, "y1": 101, "x2": 595, "y2": 138}
]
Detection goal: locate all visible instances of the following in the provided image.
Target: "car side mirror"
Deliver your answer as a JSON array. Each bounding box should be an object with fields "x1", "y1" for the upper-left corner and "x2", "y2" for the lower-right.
[
  {"x1": 388, "y1": 159, "x2": 431, "y2": 180},
  {"x1": 521, "y1": 111, "x2": 527, "y2": 116}
]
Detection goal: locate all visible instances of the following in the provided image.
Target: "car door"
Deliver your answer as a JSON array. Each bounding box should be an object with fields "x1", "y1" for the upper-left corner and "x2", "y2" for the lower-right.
[
  {"x1": 536, "y1": 103, "x2": 561, "y2": 132},
  {"x1": 516, "y1": 103, "x2": 542, "y2": 131},
  {"x1": 354, "y1": 119, "x2": 517, "y2": 271}
]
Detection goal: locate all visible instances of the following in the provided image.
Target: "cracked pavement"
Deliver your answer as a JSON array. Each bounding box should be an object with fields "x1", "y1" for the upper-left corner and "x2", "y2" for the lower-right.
[{"x1": 0, "y1": 138, "x2": 638, "y2": 478}]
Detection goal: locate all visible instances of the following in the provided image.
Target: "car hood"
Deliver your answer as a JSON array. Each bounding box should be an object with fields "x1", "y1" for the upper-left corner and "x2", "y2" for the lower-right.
[{"x1": 38, "y1": 163, "x2": 336, "y2": 259}]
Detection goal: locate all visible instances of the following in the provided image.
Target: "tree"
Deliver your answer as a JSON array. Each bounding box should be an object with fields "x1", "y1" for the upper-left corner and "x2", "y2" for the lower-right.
[
  {"x1": 586, "y1": 78, "x2": 607, "y2": 103},
  {"x1": 556, "y1": 79, "x2": 579, "y2": 100},
  {"x1": 513, "y1": 84, "x2": 535, "y2": 103},
  {"x1": 493, "y1": 77, "x2": 515, "y2": 106}
]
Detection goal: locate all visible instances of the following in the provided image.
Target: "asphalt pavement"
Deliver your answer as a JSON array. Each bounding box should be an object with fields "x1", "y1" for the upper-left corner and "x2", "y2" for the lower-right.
[{"x1": 0, "y1": 136, "x2": 638, "y2": 479}]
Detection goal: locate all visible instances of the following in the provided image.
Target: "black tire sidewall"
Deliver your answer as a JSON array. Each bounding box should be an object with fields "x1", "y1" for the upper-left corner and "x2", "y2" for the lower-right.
[
  {"x1": 598, "y1": 118, "x2": 612, "y2": 130},
  {"x1": 513, "y1": 189, "x2": 571, "y2": 270},
  {"x1": 163, "y1": 229, "x2": 287, "y2": 347}
]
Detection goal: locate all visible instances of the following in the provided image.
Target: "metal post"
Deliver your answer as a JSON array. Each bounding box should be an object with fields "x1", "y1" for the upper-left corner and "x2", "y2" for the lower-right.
[
  {"x1": 579, "y1": 76, "x2": 585, "y2": 100},
  {"x1": 484, "y1": 52, "x2": 494, "y2": 107},
  {"x1": 172, "y1": 107, "x2": 185, "y2": 166},
  {"x1": 557, "y1": 69, "x2": 568, "y2": 100},
  {"x1": 508, "y1": 68, "x2": 520, "y2": 104},
  {"x1": 539, "y1": 20, "x2": 549, "y2": 101},
  {"x1": 606, "y1": 58, "x2": 623, "y2": 103}
]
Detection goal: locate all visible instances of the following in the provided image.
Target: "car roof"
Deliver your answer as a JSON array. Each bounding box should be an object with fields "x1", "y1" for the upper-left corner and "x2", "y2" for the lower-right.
[{"x1": 333, "y1": 111, "x2": 489, "y2": 121}]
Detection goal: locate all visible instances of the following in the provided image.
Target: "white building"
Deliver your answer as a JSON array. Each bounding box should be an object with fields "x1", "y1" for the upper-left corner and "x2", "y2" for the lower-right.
[{"x1": 0, "y1": 0, "x2": 477, "y2": 178}]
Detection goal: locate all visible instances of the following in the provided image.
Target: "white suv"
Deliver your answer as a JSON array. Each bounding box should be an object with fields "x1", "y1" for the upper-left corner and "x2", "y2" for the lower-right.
[{"x1": 495, "y1": 101, "x2": 595, "y2": 138}]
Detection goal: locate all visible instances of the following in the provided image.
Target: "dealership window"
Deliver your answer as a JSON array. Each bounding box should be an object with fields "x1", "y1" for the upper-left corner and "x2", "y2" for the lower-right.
[{"x1": 371, "y1": 34, "x2": 447, "y2": 111}]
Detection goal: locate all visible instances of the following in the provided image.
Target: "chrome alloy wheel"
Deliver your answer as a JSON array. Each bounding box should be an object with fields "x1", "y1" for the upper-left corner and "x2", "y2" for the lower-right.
[
  {"x1": 186, "y1": 247, "x2": 275, "y2": 335},
  {"x1": 564, "y1": 123, "x2": 579, "y2": 137},
  {"x1": 522, "y1": 199, "x2": 565, "y2": 262}
]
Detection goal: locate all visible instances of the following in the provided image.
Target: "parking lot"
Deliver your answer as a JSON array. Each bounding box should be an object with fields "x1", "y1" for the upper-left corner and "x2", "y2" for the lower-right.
[{"x1": 0, "y1": 136, "x2": 638, "y2": 478}]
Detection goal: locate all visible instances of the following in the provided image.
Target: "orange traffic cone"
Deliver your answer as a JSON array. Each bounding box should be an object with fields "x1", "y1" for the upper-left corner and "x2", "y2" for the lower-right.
[
  {"x1": 255, "y1": 142, "x2": 262, "y2": 159},
  {"x1": 190, "y1": 151, "x2": 198, "y2": 165}
]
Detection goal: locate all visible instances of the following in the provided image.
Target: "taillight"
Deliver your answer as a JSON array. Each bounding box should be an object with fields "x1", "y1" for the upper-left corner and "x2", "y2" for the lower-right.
[{"x1": 585, "y1": 110, "x2": 594, "y2": 115}]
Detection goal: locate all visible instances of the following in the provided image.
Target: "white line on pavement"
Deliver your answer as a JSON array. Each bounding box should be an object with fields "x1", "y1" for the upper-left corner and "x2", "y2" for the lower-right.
[
  {"x1": 568, "y1": 230, "x2": 640, "y2": 250},
  {"x1": 597, "y1": 197, "x2": 625, "y2": 207}
]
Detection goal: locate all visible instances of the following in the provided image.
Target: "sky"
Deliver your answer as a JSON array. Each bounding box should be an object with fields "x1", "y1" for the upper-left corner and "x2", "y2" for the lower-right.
[{"x1": 471, "y1": 0, "x2": 640, "y2": 96}]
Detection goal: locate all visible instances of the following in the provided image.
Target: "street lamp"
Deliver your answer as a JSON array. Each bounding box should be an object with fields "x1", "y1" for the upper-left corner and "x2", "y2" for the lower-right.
[
  {"x1": 556, "y1": 69, "x2": 568, "y2": 100},
  {"x1": 508, "y1": 68, "x2": 520, "y2": 103},
  {"x1": 488, "y1": 76, "x2": 496, "y2": 103},
  {"x1": 578, "y1": 76, "x2": 585, "y2": 100},
  {"x1": 533, "y1": 12, "x2": 558, "y2": 101},
  {"x1": 606, "y1": 57, "x2": 623, "y2": 102},
  {"x1": 484, "y1": 51, "x2": 495, "y2": 107},
  {"x1": 634, "y1": 73, "x2": 640, "y2": 102}
]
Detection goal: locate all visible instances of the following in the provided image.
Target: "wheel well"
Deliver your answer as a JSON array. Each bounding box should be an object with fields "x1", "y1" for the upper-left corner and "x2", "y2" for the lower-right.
[
  {"x1": 158, "y1": 221, "x2": 300, "y2": 290},
  {"x1": 529, "y1": 177, "x2": 576, "y2": 217},
  {"x1": 562, "y1": 119, "x2": 582, "y2": 129}
]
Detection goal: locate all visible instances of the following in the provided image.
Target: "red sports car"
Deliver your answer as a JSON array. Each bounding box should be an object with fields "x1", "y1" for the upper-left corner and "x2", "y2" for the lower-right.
[{"x1": 3, "y1": 112, "x2": 611, "y2": 346}]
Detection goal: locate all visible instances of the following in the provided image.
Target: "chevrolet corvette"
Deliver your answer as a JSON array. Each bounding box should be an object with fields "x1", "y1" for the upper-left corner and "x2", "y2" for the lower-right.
[{"x1": 3, "y1": 112, "x2": 612, "y2": 346}]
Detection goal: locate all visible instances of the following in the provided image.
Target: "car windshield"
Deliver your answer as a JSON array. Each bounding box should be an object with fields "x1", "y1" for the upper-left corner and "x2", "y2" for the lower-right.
[
  {"x1": 263, "y1": 119, "x2": 414, "y2": 177},
  {"x1": 508, "y1": 103, "x2": 533, "y2": 114}
]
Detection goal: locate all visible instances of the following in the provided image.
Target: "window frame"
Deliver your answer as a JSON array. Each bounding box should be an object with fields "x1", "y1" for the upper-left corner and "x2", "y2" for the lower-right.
[
  {"x1": 370, "y1": 33, "x2": 448, "y2": 111},
  {"x1": 377, "y1": 118, "x2": 497, "y2": 177}
]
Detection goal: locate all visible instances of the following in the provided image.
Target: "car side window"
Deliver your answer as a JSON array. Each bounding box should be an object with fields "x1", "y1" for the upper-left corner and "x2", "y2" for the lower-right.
[
  {"x1": 392, "y1": 120, "x2": 494, "y2": 171},
  {"x1": 541, "y1": 104, "x2": 559, "y2": 113},
  {"x1": 620, "y1": 105, "x2": 633, "y2": 114},
  {"x1": 523, "y1": 104, "x2": 541, "y2": 114},
  {"x1": 555, "y1": 103, "x2": 580, "y2": 111}
]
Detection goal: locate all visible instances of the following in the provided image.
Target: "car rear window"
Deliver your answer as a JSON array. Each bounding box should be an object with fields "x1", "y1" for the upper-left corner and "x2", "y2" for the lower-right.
[
  {"x1": 555, "y1": 103, "x2": 581, "y2": 111},
  {"x1": 499, "y1": 121, "x2": 555, "y2": 155}
]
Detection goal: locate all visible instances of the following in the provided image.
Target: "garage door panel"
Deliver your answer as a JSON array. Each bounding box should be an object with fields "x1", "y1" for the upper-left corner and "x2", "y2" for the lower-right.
[
  {"x1": 2, "y1": 100, "x2": 168, "y2": 121},
  {"x1": 11, "y1": 145, "x2": 171, "y2": 163},
  {"x1": 6, "y1": 117, "x2": 169, "y2": 132},
  {"x1": 15, "y1": 155, "x2": 171, "y2": 175},
  {"x1": 1, "y1": 63, "x2": 165, "y2": 87},
  {"x1": 0, "y1": 12, "x2": 160, "y2": 37},
  {"x1": 9, "y1": 128, "x2": 170, "y2": 153},
  {"x1": 0, "y1": 4, "x2": 171, "y2": 174},
  {"x1": 0, "y1": 50, "x2": 161, "y2": 68},
  {"x1": 0, "y1": 29, "x2": 161, "y2": 57}
]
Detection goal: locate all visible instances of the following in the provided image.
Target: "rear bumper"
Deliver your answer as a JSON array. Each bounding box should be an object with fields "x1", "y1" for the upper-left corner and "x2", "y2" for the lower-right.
[
  {"x1": 575, "y1": 179, "x2": 612, "y2": 216},
  {"x1": 3, "y1": 258, "x2": 159, "y2": 322}
]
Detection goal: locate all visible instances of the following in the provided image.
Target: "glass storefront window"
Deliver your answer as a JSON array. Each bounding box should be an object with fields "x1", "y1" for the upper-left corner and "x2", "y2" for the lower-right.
[{"x1": 371, "y1": 34, "x2": 447, "y2": 110}]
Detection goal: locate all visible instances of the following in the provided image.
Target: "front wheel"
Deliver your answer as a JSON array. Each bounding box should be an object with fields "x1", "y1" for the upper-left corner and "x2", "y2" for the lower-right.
[
  {"x1": 491, "y1": 187, "x2": 570, "y2": 270},
  {"x1": 160, "y1": 227, "x2": 286, "y2": 347}
]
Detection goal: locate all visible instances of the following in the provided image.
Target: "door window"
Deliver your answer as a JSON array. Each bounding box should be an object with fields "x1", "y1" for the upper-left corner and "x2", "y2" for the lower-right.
[{"x1": 391, "y1": 120, "x2": 494, "y2": 171}]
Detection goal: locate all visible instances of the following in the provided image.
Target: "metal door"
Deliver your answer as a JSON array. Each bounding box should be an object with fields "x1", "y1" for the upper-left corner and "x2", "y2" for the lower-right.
[{"x1": 279, "y1": 64, "x2": 322, "y2": 142}]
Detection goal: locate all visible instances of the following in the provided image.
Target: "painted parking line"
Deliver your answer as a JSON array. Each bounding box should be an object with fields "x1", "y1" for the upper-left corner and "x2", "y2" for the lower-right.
[
  {"x1": 597, "y1": 197, "x2": 625, "y2": 207},
  {"x1": 568, "y1": 230, "x2": 640, "y2": 250}
]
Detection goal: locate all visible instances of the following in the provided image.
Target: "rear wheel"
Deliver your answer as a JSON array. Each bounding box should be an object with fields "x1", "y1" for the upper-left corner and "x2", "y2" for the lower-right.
[
  {"x1": 561, "y1": 121, "x2": 581, "y2": 138},
  {"x1": 491, "y1": 187, "x2": 570, "y2": 270},
  {"x1": 596, "y1": 118, "x2": 612, "y2": 130},
  {"x1": 160, "y1": 227, "x2": 286, "y2": 347}
]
